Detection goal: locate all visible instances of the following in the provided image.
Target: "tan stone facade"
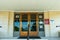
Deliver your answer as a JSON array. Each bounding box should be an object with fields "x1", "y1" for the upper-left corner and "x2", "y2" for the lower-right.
[{"x1": 0, "y1": 11, "x2": 60, "y2": 37}]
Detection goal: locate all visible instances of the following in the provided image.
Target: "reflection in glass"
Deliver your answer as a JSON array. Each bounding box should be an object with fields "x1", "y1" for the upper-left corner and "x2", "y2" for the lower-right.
[
  {"x1": 16, "y1": 15, "x2": 20, "y2": 18},
  {"x1": 14, "y1": 14, "x2": 20, "y2": 31},
  {"x1": 14, "y1": 21, "x2": 20, "y2": 31},
  {"x1": 22, "y1": 14, "x2": 28, "y2": 31},
  {"x1": 22, "y1": 14, "x2": 28, "y2": 20},
  {"x1": 30, "y1": 14, "x2": 36, "y2": 19},
  {"x1": 38, "y1": 14, "x2": 44, "y2": 31},
  {"x1": 39, "y1": 20, "x2": 44, "y2": 24},
  {"x1": 39, "y1": 25, "x2": 43, "y2": 28},
  {"x1": 22, "y1": 20, "x2": 28, "y2": 31},
  {"x1": 22, "y1": 25, "x2": 28, "y2": 31},
  {"x1": 39, "y1": 14, "x2": 43, "y2": 19},
  {"x1": 14, "y1": 19, "x2": 19, "y2": 22},
  {"x1": 39, "y1": 25, "x2": 44, "y2": 31},
  {"x1": 39, "y1": 15, "x2": 42, "y2": 18},
  {"x1": 30, "y1": 22, "x2": 36, "y2": 31},
  {"x1": 30, "y1": 20, "x2": 36, "y2": 31},
  {"x1": 14, "y1": 14, "x2": 20, "y2": 19},
  {"x1": 30, "y1": 14, "x2": 36, "y2": 31}
]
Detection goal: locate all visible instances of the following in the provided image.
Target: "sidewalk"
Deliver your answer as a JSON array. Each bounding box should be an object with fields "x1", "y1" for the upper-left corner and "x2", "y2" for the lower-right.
[
  {"x1": 0, "y1": 37, "x2": 60, "y2": 40},
  {"x1": 41, "y1": 37, "x2": 60, "y2": 40},
  {"x1": 0, "y1": 39, "x2": 48, "y2": 40}
]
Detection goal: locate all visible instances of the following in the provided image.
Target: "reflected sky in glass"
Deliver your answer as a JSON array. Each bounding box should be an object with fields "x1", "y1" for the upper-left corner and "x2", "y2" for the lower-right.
[
  {"x1": 30, "y1": 22, "x2": 35, "y2": 28},
  {"x1": 22, "y1": 22, "x2": 28, "y2": 31},
  {"x1": 14, "y1": 21, "x2": 20, "y2": 28},
  {"x1": 22, "y1": 22, "x2": 28, "y2": 29}
]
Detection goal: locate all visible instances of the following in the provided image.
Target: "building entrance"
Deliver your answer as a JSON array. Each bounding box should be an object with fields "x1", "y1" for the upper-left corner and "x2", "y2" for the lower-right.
[
  {"x1": 20, "y1": 13, "x2": 38, "y2": 37},
  {"x1": 13, "y1": 12, "x2": 45, "y2": 37}
]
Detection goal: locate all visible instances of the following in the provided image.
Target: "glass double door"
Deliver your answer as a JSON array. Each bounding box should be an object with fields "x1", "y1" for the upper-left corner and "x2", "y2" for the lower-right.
[{"x1": 20, "y1": 13, "x2": 38, "y2": 37}]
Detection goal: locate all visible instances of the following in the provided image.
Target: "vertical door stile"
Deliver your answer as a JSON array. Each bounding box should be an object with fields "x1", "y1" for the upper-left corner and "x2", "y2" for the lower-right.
[
  {"x1": 36, "y1": 13, "x2": 39, "y2": 35},
  {"x1": 28, "y1": 13, "x2": 30, "y2": 32},
  {"x1": 20, "y1": 14, "x2": 21, "y2": 36}
]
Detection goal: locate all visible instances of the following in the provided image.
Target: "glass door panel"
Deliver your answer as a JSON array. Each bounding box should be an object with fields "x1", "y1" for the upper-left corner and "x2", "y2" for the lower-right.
[
  {"x1": 14, "y1": 14, "x2": 20, "y2": 37},
  {"x1": 30, "y1": 14, "x2": 36, "y2": 19},
  {"x1": 30, "y1": 20, "x2": 36, "y2": 31},
  {"x1": 30, "y1": 14, "x2": 36, "y2": 31},
  {"x1": 22, "y1": 14, "x2": 28, "y2": 31},
  {"x1": 14, "y1": 14, "x2": 20, "y2": 31},
  {"x1": 38, "y1": 14, "x2": 45, "y2": 37},
  {"x1": 38, "y1": 14, "x2": 44, "y2": 31},
  {"x1": 22, "y1": 20, "x2": 28, "y2": 31}
]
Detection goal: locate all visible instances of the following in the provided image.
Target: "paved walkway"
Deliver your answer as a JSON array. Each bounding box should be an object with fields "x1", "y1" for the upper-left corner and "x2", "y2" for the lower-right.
[
  {"x1": 0, "y1": 39, "x2": 48, "y2": 40},
  {"x1": 41, "y1": 37, "x2": 60, "y2": 40},
  {"x1": 0, "y1": 37, "x2": 60, "y2": 40}
]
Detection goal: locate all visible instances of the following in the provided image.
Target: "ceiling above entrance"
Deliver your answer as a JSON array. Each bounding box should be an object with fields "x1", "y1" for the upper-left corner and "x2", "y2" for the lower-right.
[{"x1": 0, "y1": 0, "x2": 60, "y2": 11}]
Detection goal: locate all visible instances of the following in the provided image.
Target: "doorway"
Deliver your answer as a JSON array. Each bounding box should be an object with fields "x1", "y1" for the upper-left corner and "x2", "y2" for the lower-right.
[
  {"x1": 20, "y1": 13, "x2": 38, "y2": 37},
  {"x1": 13, "y1": 12, "x2": 45, "y2": 37}
]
